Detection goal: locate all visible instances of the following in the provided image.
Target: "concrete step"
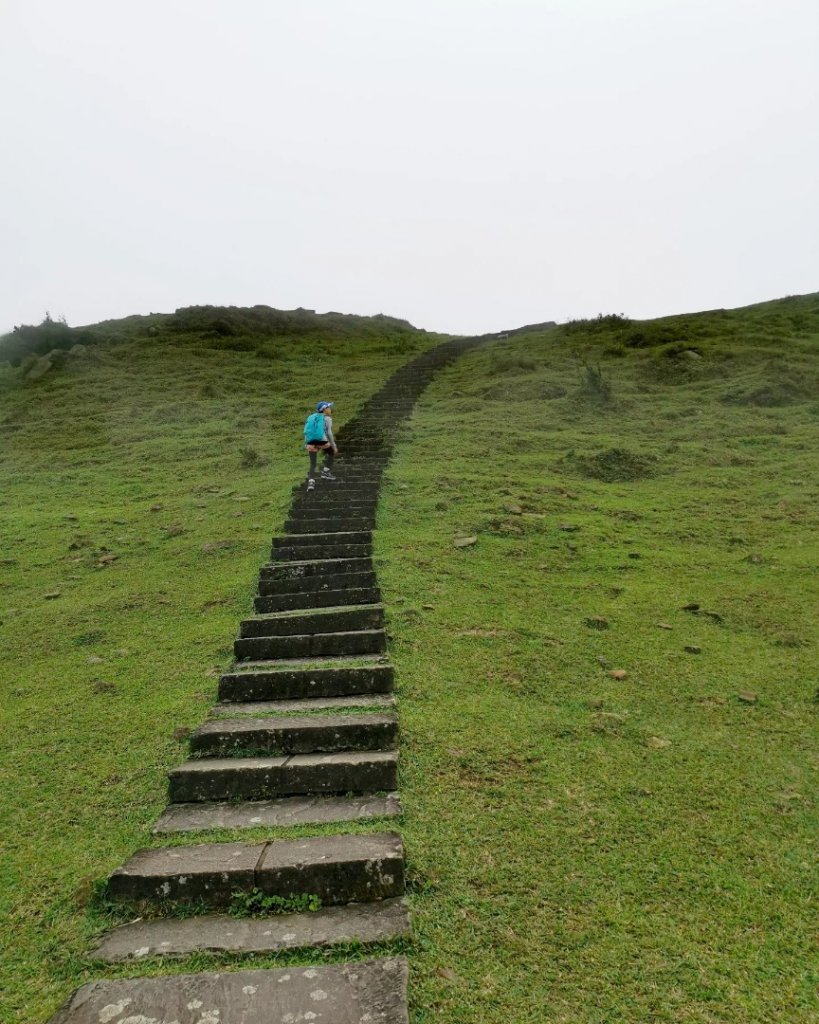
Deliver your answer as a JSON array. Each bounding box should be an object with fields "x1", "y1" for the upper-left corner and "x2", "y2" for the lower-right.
[
  {"x1": 189, "y1": 712, "x2": 398, "y2": 756},
  {"x1": 273, "y1": 530, "x2": 372, "y2": 548},
  {"x1": 259, "y1": 556, "x2": 373, "y2": 581},
  {"x1": 258, "y1": 571, "x2": 377, "y2": 597},
  {"x1": 255, "y1": 586, "x2": 380, "y2": 613},
  {"x1": 284, "y1": 517, "x2": 375, "y2": 533},
  {"x1": 239, "y1": 604, "x2": 384, "y2": 638},
  {"x1": 288, "y1": 504, "x2": 378, "y2": 518},
  {"x1": 212, "y1": 694, "x2": 396, "y2": 716},
  {"x1": 106, "y1": 831, "x2": 405, "y2": 908},
  {"x1": 93, "y1": 898, "x2": 411, "y2": 961},
  {"x1": 218, "y1": 662, "x2": 394, "y2": 701},
  {"x1": 50, "y1": 959, "x2": 409, "y2": 1024},
  {"x1": 271, "y1": 543, "x2": 372, "y2": 561},
  {"x1": 234, "y1": 628, "x2": 386, "y2": 661},
  {"x1": 153, "y1": 791, "x2": 401, "y2": 834},
  {"x1": 169, "y1": 750, "x2": 398, "y2": 802}
]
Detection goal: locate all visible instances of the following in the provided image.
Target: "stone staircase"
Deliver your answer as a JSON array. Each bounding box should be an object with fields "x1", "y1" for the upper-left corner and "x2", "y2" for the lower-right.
[{"x1": 50, "y1": 336, "x2": 484, "y2": 1024}]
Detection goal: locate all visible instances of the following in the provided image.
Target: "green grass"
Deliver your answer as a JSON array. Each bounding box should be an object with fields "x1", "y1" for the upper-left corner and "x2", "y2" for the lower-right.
[
  {"x1": 1, "y1": 294, "x2": 818, "y2": 1022},
  {"x1": 378, "y1": 294, "x2": 819, "y2": 1022},
  {"x1": 0, "y1": 311, "x2": 440, "y2": 1022}
]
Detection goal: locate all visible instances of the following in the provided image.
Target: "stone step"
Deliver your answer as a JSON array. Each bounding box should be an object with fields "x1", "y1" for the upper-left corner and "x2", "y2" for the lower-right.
[
  {"x1": 106, "y1": 832, "x2": 404, "y2": 908},
  {"x1": 257, "y1": 570, "x2": 377, "y2": 596},
  {"x1": 284, "y1": 517, "x2": 375, "y2": 534},
  {"x1": 239, "y1": 604, "x2": 384, "y2": 638},
  {"x1": 153, "y1": 791, "x2": 401, "y2": 834},
  {"x1": 93, "y1": 898, "x2": 411, "y2": 961},
  {"x1": 273, "y1": 530, "x2": 372, "y2": 547},
  {"x1": 234, "y1": 628, "x2": 386, "y2": 662},
  {"x1": 50, "y1": 958, "x2": 409, "y2": 1023},
  {"x1": 288, "y1": 502, "x2": 378, "y2": 516},
  {"x1": 189, "y1": 712, "x2": 398, "y2": 756},
  {"x1": 219, "y1": 662, "x2": 394, "y2": 701},
  {"x1": 259, "y1": 556, "x2": 373, "y2": 580},
  {"x1": 255, "y1": 586, "x2": 380, "y2": 613},
  {"x1": 169, "y1": 750, "x2": 398, "y2": 802},
  {"x1": 212, "y1": 694, "x2": 396, "y2": 716},
  {"x1": 271, "y1": 543, "x2": 372, "y2": 561}
]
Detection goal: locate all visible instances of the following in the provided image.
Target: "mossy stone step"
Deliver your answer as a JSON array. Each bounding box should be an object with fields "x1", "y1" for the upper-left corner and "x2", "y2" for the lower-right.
[
  {"x1": 169, "y1": 750, "x2": 398, "y2": 802},
  {"x1": 284, "y1": 517, "x2": 376, "y2": 533},
  {"x1": 153, "y1": 791, "x2": 401, "y2": 834},
  {"x1": 273, "y1": 530, "x2": 372, "y2": 547},
  {"x1": 271, "y1": 543, "x2": 372, "y2": 561},
  {"x1": 239, "y1": 604, "x2": 384, "y2": 638},
  {"x1": 106, "y1": 832, "x2": 404, "y2": 907},
  {"x1": 218, "y1": 662, "x2": 393, "y2": 702},
  {"x1": 234, "y1": 628, "x2": 386, "y2": 662},
  {"x1": 259, "y1": 556, "x2": 373, "y2": 580},
  {"x1": 189, "y1": 712, "x2": 398, "y2": 756},
  {"x1": 212, "y1": 694, "x2": 396, "y2": 717},
  {"x1": 254, "y1": 586, "x2": 381, "y2": 613},
  {"x1": 93, "y1": 898, "x2": 411, "y2": 960},
  {"x1": 50, "y1": 959, "x2": 409, "y2": 1024},
  {"x1": 257, "y1": 570, "x2": 378, "y2": 597}
]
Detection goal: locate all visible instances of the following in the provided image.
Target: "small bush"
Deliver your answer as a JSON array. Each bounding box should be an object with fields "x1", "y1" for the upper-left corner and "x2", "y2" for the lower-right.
[
  {"x1": 564, "y1": 313, "x2": 632, "y2": 335},
  {"x1": 569, "y1": 446, "x2": 658, "y2": 482},
  {"x1": 575, "y1": 360, "x2": 613, "y2": 404},
  {"x1": 490, "y1": 350, "x2": 537, "y2": 373},
  {"x1": 240, "y1": 446, "x2": 268, "y2": 468}
]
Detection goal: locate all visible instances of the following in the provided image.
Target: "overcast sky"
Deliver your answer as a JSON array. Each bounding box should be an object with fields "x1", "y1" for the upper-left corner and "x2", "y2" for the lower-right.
[{"x1": 2, "y1": 0, "x2": 817, "y2": 336}]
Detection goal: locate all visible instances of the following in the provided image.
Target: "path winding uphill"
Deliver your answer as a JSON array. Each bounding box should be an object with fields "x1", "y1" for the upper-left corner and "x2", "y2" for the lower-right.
[{"x1": 51, "y1": 336, "x2": 485, "y2": 1024}]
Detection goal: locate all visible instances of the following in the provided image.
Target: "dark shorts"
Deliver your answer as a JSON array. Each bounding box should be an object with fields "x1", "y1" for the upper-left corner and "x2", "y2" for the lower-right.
[{"x1": 306, "y1": 441, "x2": 331, "y2": 452}]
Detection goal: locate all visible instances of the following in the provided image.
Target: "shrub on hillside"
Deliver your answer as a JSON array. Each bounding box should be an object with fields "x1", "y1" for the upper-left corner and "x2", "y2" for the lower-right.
[
  {"x1": 0, "y1": 314, "x2": 93, "y2": 366},
  {"x1": 563, "y1": 313, "x2": 632, "y2": 335},
  {"x1": 568, "y1": 446, "x2": 659, "y2": 482}
]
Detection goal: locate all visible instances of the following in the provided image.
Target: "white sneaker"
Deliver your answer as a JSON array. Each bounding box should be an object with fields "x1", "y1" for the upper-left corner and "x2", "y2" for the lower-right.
[
  {"x1": 307, "y1": 478, "x2": 315, "y2": 491},
  {"x1": 321, "y1": 470, "x2": 336, "y2": 480}
]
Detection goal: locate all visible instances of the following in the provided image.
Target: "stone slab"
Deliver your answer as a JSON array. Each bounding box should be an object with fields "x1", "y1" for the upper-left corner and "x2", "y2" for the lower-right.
[
  {"x1": 189, "y1": 712, "x2": 398, "y2": 756},
  {"x1": 94, "y1": 897, "x2": 411, "y2": 960},
  {"x1": 239, "y1": 605, "x2": 384, "y2": 638},
  {"x1": 234, "y1": 629, "x2": 386, "y2": 662},
  {"x1": 218, "y1": 663, "x2": 394, "y2": 702},
  {"x1": 273, "y1": 531, "x2": 373, "y2": 547},
  {"x1": 254, "y1": 587, "x2": 381, "y2": 613},
  {"x1": 212, "y1": 695, "x2": 396, "y2": 716},
  {"x1": 106, "y1": 841, "x2": 264, "y2": 905},
  {"x1": 256, "y1": 831, "x2": 404, "y2": 905},
  {"x1": 259, "y1": 556, "x2": 373, "y2": 580},
  {"x1": 169, "y1": 750, "x2": 398, "y2": 802},
  {"x1": 272, "y1": 543, "x2": 373, "y2": 562},
  {"x1": 153, "y1": 792, "x2": 402, "y2": 833},
  {"x1": 50, "y1": 957, "x2": 409, "y2": 1023},
  {"x1": 257, "y1": 571, "x2": 378, "y2": 597}
]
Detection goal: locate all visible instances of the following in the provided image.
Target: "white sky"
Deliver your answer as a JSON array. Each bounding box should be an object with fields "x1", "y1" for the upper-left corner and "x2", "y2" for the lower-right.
[{"x1": 1, "y1": 0, "x2": 818, "y2": 335}]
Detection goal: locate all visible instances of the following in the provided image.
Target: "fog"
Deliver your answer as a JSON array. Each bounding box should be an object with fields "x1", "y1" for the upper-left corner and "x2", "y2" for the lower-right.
[{"x1": 2, "y1": 0, "x2": 817, "y2": 334}]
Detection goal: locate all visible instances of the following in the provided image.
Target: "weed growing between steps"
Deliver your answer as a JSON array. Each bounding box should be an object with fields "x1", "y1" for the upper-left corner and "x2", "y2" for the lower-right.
[
  {"x1": 0, "y1": 315, "x2": 444, "y2": 1022},
  {"x1": 229, "y1": 889, "x2": 322, "y2": 917},
  {"x1": 378, "y1": 295, "x2": 818, "y2": 1023}
]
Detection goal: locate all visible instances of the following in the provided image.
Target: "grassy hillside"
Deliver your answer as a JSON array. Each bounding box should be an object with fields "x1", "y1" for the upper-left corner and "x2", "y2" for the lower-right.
[
  {"x1": 1, "y1": 293, "x2": 817, "y2": 1022},
  {"x1": 378, "y1": 292, "x2": 819, "y2": 1022},
  {"x1": 0, "y1": 307, "x2": 442, "y2": 1022}
]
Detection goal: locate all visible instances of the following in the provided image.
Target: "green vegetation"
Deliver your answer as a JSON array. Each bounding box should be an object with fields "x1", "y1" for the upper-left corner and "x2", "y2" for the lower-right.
[
  {"x1": 379, "y1": 292, "x2": 819, "y2": 1022},
  {"x1": 229, "y1": 889, "x2": 322, "y2": 918},
  {"x1": 0, "y1": 307, "x2": 439, "y2": 1022},
  {"x1": 1, "y1": 293, "x2": 817, "y2": 1022}
]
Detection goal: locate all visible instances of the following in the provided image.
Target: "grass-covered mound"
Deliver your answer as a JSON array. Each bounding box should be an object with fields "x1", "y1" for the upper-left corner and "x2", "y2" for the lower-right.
[
  {"x1": 378, "y1": 293, "x2": 818, "y2": 1022},
  {"x1": 0, "y1": 309, "x2": 441, "y2": 1022}
]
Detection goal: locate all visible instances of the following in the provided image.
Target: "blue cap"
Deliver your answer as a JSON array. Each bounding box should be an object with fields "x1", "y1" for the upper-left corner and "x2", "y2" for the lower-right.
[{"x1": 316, "y1": 401, "x2": 334, "y2": 412}]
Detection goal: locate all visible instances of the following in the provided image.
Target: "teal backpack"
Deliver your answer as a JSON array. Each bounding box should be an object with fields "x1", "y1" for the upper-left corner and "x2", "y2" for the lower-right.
[{"x1": 303, "y1": 412, "x2": 326, "y2": 444}]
